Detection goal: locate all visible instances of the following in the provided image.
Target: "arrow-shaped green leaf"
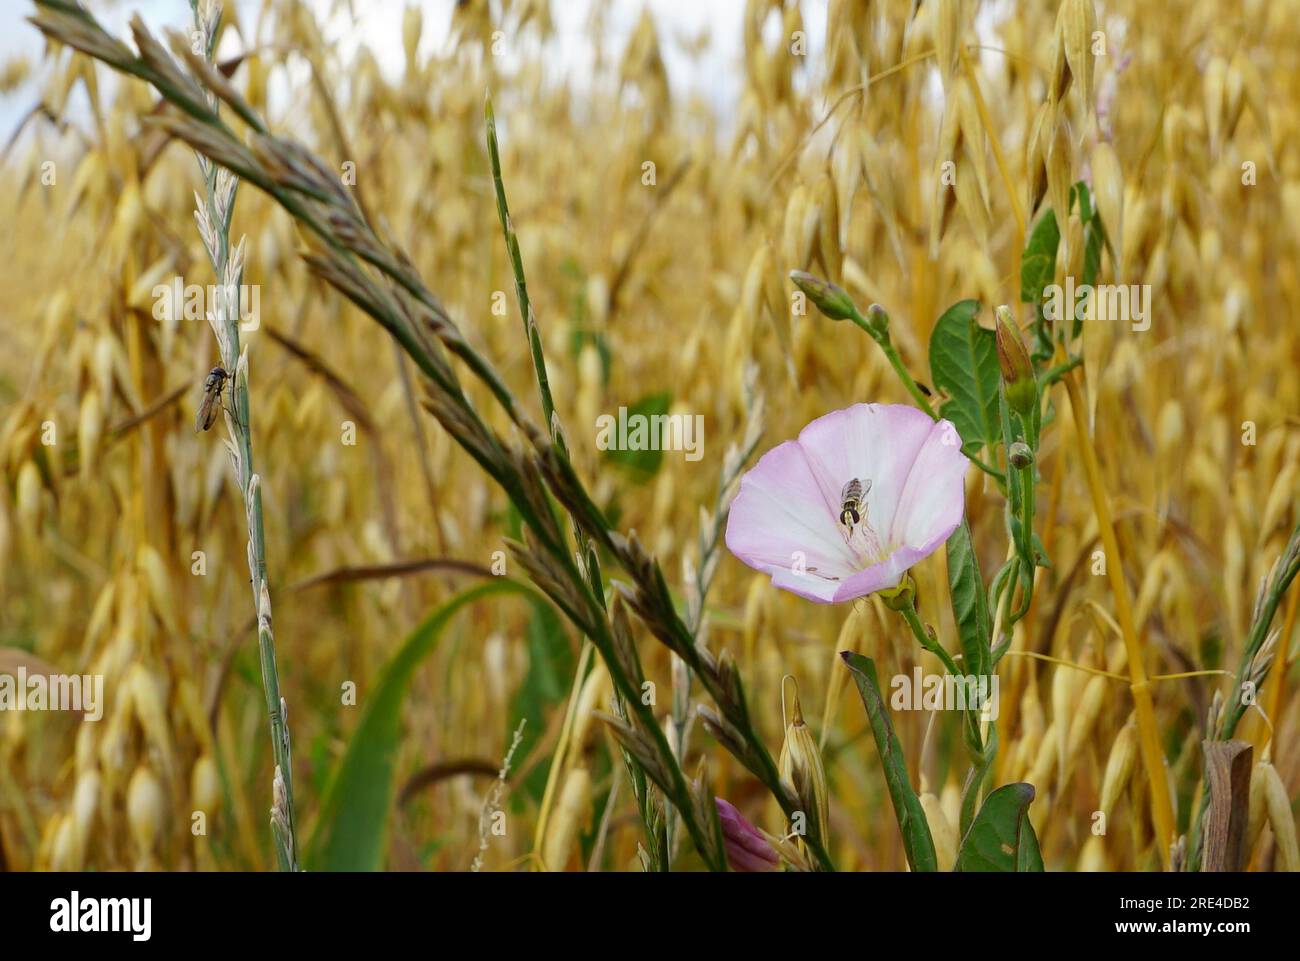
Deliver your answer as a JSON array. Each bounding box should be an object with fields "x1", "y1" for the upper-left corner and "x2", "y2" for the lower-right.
[{"x1": 955, "y1": 782, "x2": 1044, "y2": 872}]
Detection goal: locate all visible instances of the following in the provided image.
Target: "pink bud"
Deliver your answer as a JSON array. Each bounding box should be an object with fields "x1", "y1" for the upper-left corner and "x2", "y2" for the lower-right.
[{"x1": 715, "y1": 798, "x2": 779, "y2": 872}]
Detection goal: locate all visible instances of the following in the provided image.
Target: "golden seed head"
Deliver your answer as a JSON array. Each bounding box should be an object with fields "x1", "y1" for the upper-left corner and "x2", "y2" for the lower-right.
[
  {"x1": 1099, "y1": 721, "x2": 1137, "y2": 817},
  {"x1": 778, "y1": 679, "x2": 829, "y2": 848},
  {"x1": 920, "y1": 792, "x2": 957, "y2": 871},
  {"x1": 1259, "y1": 762, "x2": 1300, "y2": 871},
  {"x1": 191, "y1": 755, "x2": 222, "y2": 815},
  {"x1": 126, "y1": 765, "x2": 165, "y2": 858}
]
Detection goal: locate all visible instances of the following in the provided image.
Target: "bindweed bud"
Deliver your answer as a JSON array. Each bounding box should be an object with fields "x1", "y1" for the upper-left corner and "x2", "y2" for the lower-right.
[
  {"x1": 1009, "y1": 441, "x2": 1034, "y2": 469},
  {"x1": 790, "y1": 270, "x2": 854, "y2": 321},
  {"x1": 995, "y1": 305, "x2": 1037, "y2": 416},
  {"x1": 715, "y1": 798, "x2": 780, "y2": 872},
  {"x1": 866, "y1": 303, "x2": 892, "y2": 341}
]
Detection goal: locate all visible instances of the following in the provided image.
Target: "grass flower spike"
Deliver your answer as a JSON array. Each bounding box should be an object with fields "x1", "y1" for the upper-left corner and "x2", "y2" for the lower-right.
[{"x1": 725, "y1": 404, "x2": 969, "y2": 603}]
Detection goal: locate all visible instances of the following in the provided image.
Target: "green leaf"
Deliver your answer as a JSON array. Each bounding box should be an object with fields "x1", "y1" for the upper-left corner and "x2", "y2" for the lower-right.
[
  {"x1": 1019, "y1": 210, "x2": 1060, "y2": 306},
  {"x1": 305, "y1": 579, "x2": 544, "y2": 871},
  {"x1": 1031, "y1": 531, "x2": 1053, "y2": 569},
  {"x1": 840, "y1": 652, "x2": 938, "y2": 872},
  {"x1": 945, "y1": 519, "x2": 991, "y2": 680},
  {"x1": 955, "y1": 782, "x2": 1041, "y2": 872},
  {"x1": 929, "y1": 300, "x2": 999, "y2": 453},
  {"x1": 601, "y1": 391, "x2": 672, "y2": 481},
  {"x1": 1018, "y1": 813, "x2": 1045, "y2": 871}
]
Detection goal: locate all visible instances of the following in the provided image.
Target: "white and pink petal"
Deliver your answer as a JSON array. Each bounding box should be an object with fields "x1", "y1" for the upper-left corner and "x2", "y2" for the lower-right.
[{"x1": 726, "y1": 403, "x2": 970, "y2": 605}]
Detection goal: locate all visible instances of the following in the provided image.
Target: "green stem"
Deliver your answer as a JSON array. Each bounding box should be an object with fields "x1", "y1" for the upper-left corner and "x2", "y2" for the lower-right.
[
  {"x1": 483, "y1": 97, "x2": 692, "y2": 867},
  {"x1": 897, "y1": 599, "x2": 963, "y2": 678},
  {"x1": 192, "y1": 2, "x2": 298, "y2": 870},
  {"x1": 845, "y1": 308, "x2": 938, "y2": 417},
  {"x1": 896, "y1": 588, "x2": 994, "y2": 832}
]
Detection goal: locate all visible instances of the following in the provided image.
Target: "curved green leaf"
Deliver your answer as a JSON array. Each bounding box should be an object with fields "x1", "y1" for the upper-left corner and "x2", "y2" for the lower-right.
[
  {"x1": 945, "y1": 519, "x2": 991, "y2": 680},
  {"x1": 1018, "y1": 809, "x2": 1045, "y2": 872},
  {"x1": 305, "y1": 579, "x2": 543, "y2": 871},
  {"x1": 841, "y1": 651, "x2": 938, "y2": 872},
  {"x1": 928, "y1": 300, "x2": 999, "y2": 454},
  {"x1": 955, "y1": 782, "x2": 1043, "y2": 872}
]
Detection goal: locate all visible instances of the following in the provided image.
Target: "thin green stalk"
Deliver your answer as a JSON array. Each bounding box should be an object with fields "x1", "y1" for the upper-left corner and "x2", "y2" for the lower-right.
[
  {"x1": 485, "y1": 97, "x2": 559, "y2": 440},
  {"x1": 896, "y1": 598, "x2": 963, "y2": 677},
  {"x1": 895, "y1": 594, "x2": 984, "y2": 754},
  {"x1": 484, "y1": 97, "x2": 675, "y2": 864},
  {"x1": 188, "y1": 0, "x2": 297, "y2": 870},
  {"x1": 845, "y1": 306, "x2": 939, "y2": 418},
  {"x1": 903, "y1": 578, "x2": 999, "y2": 836}
]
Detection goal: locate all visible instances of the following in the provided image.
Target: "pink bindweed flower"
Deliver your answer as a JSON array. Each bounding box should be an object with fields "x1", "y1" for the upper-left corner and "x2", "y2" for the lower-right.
[
  {"x1": 715, "y1": 797, "x2": 780, "y2": 872},
  {"x1": 725, "y1": 403, "x2": 969, "y2": 604}
]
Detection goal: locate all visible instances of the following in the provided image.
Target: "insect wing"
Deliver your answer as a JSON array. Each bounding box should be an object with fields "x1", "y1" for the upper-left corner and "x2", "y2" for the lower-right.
[{"x1": 196, "y1": 389, "x2": 218, "y2": 432}]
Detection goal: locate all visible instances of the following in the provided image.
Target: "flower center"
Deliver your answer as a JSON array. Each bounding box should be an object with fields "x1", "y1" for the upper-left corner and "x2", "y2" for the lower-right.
[
  {"x1": 837, "y1": 476, "x2": 888, "y2": 565},
  {"x1": 845, "y1": 519, "x2": 888, "y2": 566}
]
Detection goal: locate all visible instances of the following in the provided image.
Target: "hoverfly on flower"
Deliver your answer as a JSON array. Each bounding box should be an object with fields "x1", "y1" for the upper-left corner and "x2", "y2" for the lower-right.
[{"x1": 837, "y1": 477, "x2": 870, "y2": 531}]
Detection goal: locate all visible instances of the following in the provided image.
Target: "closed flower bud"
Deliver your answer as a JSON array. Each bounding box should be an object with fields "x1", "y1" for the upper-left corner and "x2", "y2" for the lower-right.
[
  {"x1": 1009, "y1": 441, "x2": 1034, "y2": 469},
  {"x1": 715, "y1": 798, "x2": 779, "y2": 872},
  {"x1": 866, "y1": 303, "x2": 891, "y2": 340},
  {"x1": 789, "y1": 270, "x2": 854, "y2": 321},
  {"x1": 995, "y1": 305, "x2": 1037, "y2": 415}
]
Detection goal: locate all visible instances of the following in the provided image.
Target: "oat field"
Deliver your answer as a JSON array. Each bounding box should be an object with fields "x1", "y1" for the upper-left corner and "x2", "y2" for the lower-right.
[{"x1": 1, "y1": 0, "x2": 1297, "y2": 874}]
